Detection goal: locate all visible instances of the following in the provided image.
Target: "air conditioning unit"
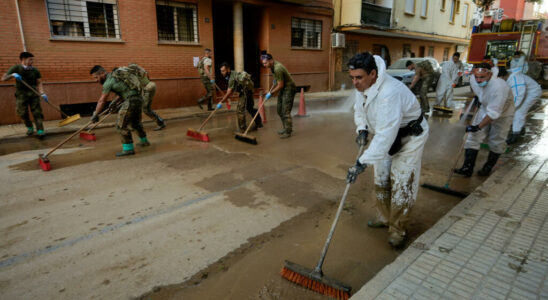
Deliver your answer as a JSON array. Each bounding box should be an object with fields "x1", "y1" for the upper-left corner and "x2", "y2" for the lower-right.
[{"x1": 331, "y1": 32, "x2": 345, "y2": 48}]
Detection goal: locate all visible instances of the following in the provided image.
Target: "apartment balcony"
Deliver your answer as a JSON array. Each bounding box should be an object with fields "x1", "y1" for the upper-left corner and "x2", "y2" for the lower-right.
[{"x1": 361, "y1": 2, "x2": 391, "y2": 28}]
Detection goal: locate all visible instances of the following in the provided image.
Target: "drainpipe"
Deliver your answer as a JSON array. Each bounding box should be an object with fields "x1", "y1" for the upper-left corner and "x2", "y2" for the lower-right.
[
  {"x1": 15, "y1": 0, "x2": 27, "y2": 51},
  {"x1": 233, "y1": 2, "x2": 244, "y2": 72}
]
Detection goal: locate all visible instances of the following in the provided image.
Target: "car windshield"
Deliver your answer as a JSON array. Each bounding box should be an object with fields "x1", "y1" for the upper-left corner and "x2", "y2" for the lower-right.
[{"x1": 389, "y1": 59, "x2": 423, "y2": 69}]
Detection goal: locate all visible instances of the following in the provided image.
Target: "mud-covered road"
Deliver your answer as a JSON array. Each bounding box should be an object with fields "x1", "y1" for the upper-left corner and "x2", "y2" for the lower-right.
[{"x1": 0, "y1": 96, "x2": 490, "y2": 299}]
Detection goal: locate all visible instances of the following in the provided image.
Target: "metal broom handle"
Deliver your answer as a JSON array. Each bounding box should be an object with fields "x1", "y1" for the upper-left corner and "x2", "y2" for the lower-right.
[{"x1": 314, "y1": 144, "x2": 365, "y2": 273}]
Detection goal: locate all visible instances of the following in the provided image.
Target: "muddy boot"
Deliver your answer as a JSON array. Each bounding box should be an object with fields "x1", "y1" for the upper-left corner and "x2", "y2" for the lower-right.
[
  {"x1": 506, "y1": 132, "x2": 520, "y2": 144},
  {"x1": 367, "y1": 220, "x2": 388, "y2": 228},
  {"x1": 207, "y1": 101, "x2": 214, "y2": 111},
  {"x1": 279, "y1": 131, "x2": 291, "y2": 139},
  {"x1": 116, "y1": 143, "x2": 135, "y2": 157},
  {"x1": 137, "y1": 137, "x2": 150, "y2": 147},
  {"x1": 154, "y1": 119, "x2": 166, "y2": 131},
  {"x1": 388, "y1": 232, "x2": 406, "y2": 248},
  {"x1": 453, "y1": 149, "x2": 478, "y2": 177},
  {"x1": 197, "y1": 99, "x2": 204, "y2": 110},
  {"x1": 26, "y1": 127, "x2": 34, "y2": 136},
  {"x1": 477, "y1": 151, "x2": 500, "y2": 176},
  {"x1": 277, "y1": 128, "x2": 286, "y2": 135},
  {"x1": 36, "y1": 129, "x2": 46, "y2": 140}
]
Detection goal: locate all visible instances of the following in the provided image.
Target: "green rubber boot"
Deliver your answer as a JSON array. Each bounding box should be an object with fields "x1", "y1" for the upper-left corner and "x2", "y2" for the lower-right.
[
  {"x1": 138, "y1": 137, "x2": 150, "y2": 147},
  {"x1": 116, "y1": 143, "x2": 135, "y2": 157},
  {"x1": 36, "y1": 129, "x2": 45, "y2": 139},
  {"x1": 26, "y1": 127, "x2": 34, "y2": 136}
]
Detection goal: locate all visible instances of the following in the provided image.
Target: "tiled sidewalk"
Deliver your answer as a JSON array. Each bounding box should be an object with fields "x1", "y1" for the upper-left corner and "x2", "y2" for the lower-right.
[{"x1": 353, "y1": 127, "x2": 548, "y2": 298}]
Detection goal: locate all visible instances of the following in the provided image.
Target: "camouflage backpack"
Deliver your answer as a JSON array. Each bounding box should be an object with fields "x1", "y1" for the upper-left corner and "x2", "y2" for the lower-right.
[
  {"x1": 112, "y1": 66, "x2": 142, "y2": 93},
  {"x1": 235, "y1": 71, "x2": 253, "y2": 91},
  {"x1": 417, "y1": 60, "x2": 434, "y2": 75}
]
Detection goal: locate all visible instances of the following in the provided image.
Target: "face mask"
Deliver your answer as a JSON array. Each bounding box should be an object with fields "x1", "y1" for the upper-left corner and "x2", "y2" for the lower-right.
[{"x1": 478, "y1": 80, "x2": 488, "y2": 87}]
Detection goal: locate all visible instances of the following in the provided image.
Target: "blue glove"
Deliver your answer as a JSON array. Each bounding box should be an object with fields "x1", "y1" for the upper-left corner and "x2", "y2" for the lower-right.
[
  {"x1": 466, "y1": 125, "x2": 481, "y2": 132},
  {"x1": 347, "y1": 160, "x2": 367, "y2": 184},
  {"x1": 210, "y1": 79, "x2": 215, "y2": 84},
  {"x1": 265, "y1": 92, "x2": 272, "y2": 100},
  {"x1": 41, "y1": 93, "x2": 48, "y2": 103},
  {"x1": 216, "y1": 103, "x2": 222, "y2": 109},
  {"x1": 12, "y1": 73, "x2": 22, "y2": 81}
]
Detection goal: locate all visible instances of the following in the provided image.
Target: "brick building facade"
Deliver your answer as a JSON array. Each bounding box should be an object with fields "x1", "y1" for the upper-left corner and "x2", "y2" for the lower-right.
[{"x1": 0, "y1": 0, "x2": 332, "y2": 125}]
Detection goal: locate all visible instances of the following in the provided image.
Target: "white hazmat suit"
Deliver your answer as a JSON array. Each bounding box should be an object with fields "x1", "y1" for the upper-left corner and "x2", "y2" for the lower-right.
[
  {"x1": 354, "y1": 55, "x2": 429, "y2": 240},
  {"x1": 510, "y1": 55, "x2": 529, "y2": 74},
  {"x1": 507, "y1": 71, "x2": 541, "y2": 134},
  {"x1": 468, "y1": 74, "x2": 514, "y2": 154},
  {"x1": 435, "y1": 60, "x2": 462, "y2": 107}
]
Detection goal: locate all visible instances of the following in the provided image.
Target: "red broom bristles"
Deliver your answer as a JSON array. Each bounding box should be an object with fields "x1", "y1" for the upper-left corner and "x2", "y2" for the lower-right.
[{"x1": 280, "y1": 267, "x2": 349, "y2": 300}]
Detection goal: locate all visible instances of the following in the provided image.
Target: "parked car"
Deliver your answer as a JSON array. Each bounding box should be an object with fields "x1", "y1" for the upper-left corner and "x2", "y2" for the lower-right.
[
  {"x1": 386, "y1": 57, "x2": 441, "y2": 92},
  {"x1": 457, "y1": 62, "x2": 473, "y2": 87}
]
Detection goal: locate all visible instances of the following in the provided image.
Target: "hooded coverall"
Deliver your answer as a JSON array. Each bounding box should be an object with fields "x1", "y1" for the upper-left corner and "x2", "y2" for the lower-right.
[
  {"x1": 507, "y1": 71, "x2": 541, "y2": 134},
  {"x1": 468, "y1": 75, "x2": 514, "y2": 154},
  {"x1": 435, "y1": 60, "x2": 462, "y2": 108},
  {"x1": 354, "y1": 56, "x2": 429, "y2": 240}
]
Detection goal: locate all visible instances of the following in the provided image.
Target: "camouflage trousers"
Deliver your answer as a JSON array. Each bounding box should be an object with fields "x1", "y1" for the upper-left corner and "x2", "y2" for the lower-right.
[
  {"x1": 418, "y1": 75, "x2": 433, "y2": 113},
  {"x1": 117, "y1": 96, "x2": 147, "y2": 144},
  {"x1": 277, "y1": 85, "x2": 297, "y2": 133},
  {"x1": 198, "y1": 76, "x2": 213, "y2": 108},
  {"x1": 142, "y1": 82, "x2": 164, "y2": 126},
  {"x1": 237, "y1": 89, "x2": 261, "y2": 131},
  {"x1": 16, "y1": 93, "x2": 44, "y2": 130}
]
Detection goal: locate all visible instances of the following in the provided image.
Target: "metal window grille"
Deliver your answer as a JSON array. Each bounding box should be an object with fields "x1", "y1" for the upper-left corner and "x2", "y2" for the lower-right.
[
  {"x1": 156, "y1": 1, "x2": 198, "y2": 43},
  {"x1": 291, "y1": 17, "x2": 322, "y2": 49},
  {"x1": 46, "y1": 0, "x2": 120, "y2": 39}
]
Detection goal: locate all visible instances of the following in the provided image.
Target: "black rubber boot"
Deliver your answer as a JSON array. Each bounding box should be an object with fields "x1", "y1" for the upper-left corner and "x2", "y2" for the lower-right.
[
  {"x1": 477, "y1": 151, "x2": 501, "y2": 176},
  {"x1": 453, "y1": 149, "x2": 479, "y2": 177},
  {"x1": 506, "y1": 132, "x2": 520, "y2": 144}
]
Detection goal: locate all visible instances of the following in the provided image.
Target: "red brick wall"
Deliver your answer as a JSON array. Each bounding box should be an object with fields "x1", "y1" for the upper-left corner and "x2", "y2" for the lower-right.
[
  {"x1": 0, "y1": 0, "x2": 332, "y2": 125},
  {"x1": 0, "y1": 0, "x2": 214, "y2": 125},
  {"x1": 258, "y1": 2, "x2": 333, "y2": 93}
]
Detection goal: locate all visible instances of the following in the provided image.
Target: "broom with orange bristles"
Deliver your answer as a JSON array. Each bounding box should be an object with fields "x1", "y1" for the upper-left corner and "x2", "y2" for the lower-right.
[{"x1": 280, "y1": 145, "x2": 365, "y2": 299}]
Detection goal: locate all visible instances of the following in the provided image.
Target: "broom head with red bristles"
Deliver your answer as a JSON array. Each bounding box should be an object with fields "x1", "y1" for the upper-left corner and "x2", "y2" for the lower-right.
[
  {"x1": 38, "y1": 154, "x2": 51, "y2": 171},
  {"x1": 79, "y1": 132, "x2": 97, "y2": 141},
  {"x1": 281, "y1": 260, "x2": 351, "y2": 299},
  {"x1": 186, "y1": 128, "x2": 210, "y2": 142}
]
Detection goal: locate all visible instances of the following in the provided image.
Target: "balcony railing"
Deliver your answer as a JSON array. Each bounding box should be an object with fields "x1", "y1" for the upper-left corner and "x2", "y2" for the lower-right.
[{"x1": 361, "y1": 2, "x2": 391, "y2": 28}]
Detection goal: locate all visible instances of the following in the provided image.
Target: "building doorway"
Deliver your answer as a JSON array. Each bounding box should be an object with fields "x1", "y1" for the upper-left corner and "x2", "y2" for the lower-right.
[{"x1": 212, "y1": 1, "x2": 262, "y2": 89}]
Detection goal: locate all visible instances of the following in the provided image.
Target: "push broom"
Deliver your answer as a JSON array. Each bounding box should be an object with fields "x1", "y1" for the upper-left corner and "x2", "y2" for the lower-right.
[
  {"x1": 280, "y1": 145, "x2": 365, "y2": 300},
  {"x1": 19, "y1": 79, "x2": 81, "y2": 127},
  {"x1": 234, "y1": 86, "x2": 274, "y2": 145},
  {"x1": 39, "y1": 110, "x2": 109, "y2": 171},
  {"x1": 421, "y1": 101, "x2": 479, "y2": 198},
  {"x1": 186, "y1": 94, "x2": 231, "y2": 142},
  {"x1": 80, "y1": 100, "x2": 122, "y2": 141}
]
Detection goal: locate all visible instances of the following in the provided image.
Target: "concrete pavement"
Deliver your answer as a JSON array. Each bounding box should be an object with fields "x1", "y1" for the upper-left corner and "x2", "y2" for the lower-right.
[{"x1": 352, "y1": 102, "x2": 548, "y2": 299}]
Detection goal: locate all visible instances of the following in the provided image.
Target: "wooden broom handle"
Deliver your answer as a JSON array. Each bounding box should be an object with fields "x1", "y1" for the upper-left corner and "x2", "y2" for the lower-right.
[{"x1": 241, "y1": 85, "x2": 274, "y2": 135}]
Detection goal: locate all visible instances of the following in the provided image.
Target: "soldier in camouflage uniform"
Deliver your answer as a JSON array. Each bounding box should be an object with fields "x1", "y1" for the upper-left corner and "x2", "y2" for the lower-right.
[
  {"x1": 89, "y1": 65, "x2": 149, "y2": 157},
  {"x1": 407, "y1": 60, "x2": 434, "y2": 113},
  {"x1": 260, "y1": 52, "x2": 297, "y2": 138},
  {"x1": 197, "y1": 48, "x2": 214, "y2": 111},
  {"x1": 219, "y1": 63, "x2": 262, "y2": 132},
  {"x1": 127, "y1": 63, "x2": 166, "y2": 131},
  {"x1": 2, "y1": 52, "x2": 46, "y2": 138}
]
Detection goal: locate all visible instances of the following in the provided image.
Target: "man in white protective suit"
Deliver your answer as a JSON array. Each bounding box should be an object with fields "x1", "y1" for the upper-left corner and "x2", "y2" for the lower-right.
[
  {"x1": 501, "y1": 66, "x2": 542, "y2": 144},
  {"x1": 346, "y1": 52, "x2": 429, "y2": 248},
  {"x1": 454, "y1": 63, "x2": 514, "y2": 177},
  {"x1": 510, "y1": 51, "x2": 529, "y2": 74},
  {"x1": 435, "y1": 52, "x2": 463, "y2": 112}
]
